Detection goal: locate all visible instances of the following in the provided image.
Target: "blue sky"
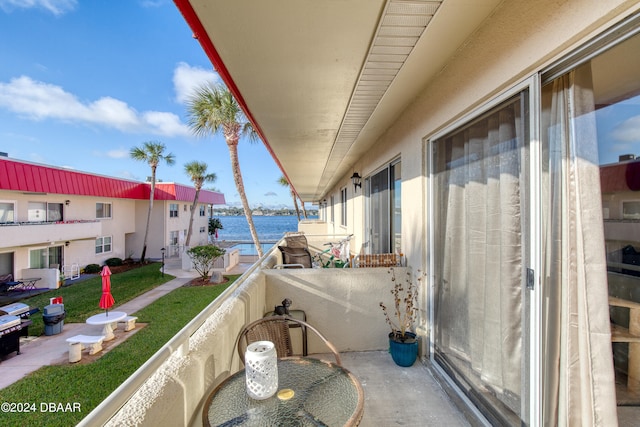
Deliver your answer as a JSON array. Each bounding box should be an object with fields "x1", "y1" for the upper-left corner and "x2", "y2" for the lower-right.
[{"x1": 0, "y1": 0, "x2": 293, "y2": 208}]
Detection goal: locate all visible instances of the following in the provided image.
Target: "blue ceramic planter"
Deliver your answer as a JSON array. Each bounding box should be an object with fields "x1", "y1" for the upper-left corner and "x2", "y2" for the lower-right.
[{"x1": 388, "y1": 332, "x2": 418, "y2": 367}]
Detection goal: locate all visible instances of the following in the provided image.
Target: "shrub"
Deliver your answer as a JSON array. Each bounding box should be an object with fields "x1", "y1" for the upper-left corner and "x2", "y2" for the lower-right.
[
  {"x1": 105, "y1": 257, "x2": 123, "y2": 266},
  {"x1": 186, "y1": 245, "x2": 226, "y2": 279},
  {"x1": 83, "y1": 264, "x2": 101, "y2": 274}
]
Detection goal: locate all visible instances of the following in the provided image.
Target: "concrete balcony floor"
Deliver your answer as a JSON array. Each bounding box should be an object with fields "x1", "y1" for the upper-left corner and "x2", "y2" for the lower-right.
[
  {"x1": 329, "y1": 351, "x2": 472, "y2": 426},
  {"x1": 339, "y1": 349, "x2": 640, "y2": 427}
]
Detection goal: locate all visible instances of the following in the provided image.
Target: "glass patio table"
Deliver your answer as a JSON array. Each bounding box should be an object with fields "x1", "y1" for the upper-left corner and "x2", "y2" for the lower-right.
[{"x1": 203, "y1": 357, "x2": 364, "y2": 426}]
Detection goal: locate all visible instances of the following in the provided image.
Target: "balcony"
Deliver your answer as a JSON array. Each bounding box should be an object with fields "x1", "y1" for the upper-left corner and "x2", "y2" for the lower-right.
[
  {"x1": 0, "y1": 220, "x2": 101, "y2": 247},
  {"x1": 77, "y1": 240, "x2": 474, "y2": 426}
]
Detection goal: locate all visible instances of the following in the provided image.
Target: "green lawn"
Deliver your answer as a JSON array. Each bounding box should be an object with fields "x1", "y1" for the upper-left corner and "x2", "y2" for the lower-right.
[
  {"x1": 0, "y1": 267, "x2": 238, "y2": 427},
  {"x1": 19, "y1": 263, "x2": 173, "y2": 336}
]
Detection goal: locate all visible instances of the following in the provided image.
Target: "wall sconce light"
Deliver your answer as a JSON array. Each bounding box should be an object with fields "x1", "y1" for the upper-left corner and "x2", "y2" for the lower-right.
[
  {"x1": 65, "y1": 200, "x2": 70, "y2": 206},
  {"x1": 65, "y1": 241, "x2": 70, "y2": 246},
  {"x1": 351, "y1": 172, "x2": 362, "y2": 192}
]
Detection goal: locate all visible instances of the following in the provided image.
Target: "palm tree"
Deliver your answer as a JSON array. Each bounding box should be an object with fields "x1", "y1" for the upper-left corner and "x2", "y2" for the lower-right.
[
  {"x1": 187, "y1": 83, "x2": 263, "y2": 257},
  {"x1": 278, "y1": 176, "x2": 301, "y2": 220},
  {"x1": 130, "y1": 141, "x2": 175, "y2": 263},
  {"x1": 184, "y1": 161, "x2": 217, "y2": 247}
]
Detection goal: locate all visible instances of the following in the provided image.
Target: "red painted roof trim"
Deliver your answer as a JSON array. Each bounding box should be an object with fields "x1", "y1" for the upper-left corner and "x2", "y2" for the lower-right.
[
  {"x1": 0, "y1": 158, "x2": 226, "y2": 204},
  {"x1": 173, "y1": 0, "x2": 301, "y2": 199}
]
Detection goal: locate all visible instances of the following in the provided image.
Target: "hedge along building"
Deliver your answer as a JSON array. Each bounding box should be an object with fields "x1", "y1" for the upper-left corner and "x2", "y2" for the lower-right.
[
  {"x1": 172, "y1": 0, "x2": 640, "y2": 425},
  {"x1": 0, "y1": 157, "x2": 225, "y2": 289}
]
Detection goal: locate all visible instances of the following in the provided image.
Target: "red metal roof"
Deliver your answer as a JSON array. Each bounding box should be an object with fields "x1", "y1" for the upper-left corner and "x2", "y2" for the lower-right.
[
  {"x1": 0, "y1": 157, "x2": 226, "y2": 204},
  {"x1": 155, "y1": 183, "x2": 225, "y2": 204},
  {"x1": 600, "y1": 160, "x2": 640, "y2": 193}
]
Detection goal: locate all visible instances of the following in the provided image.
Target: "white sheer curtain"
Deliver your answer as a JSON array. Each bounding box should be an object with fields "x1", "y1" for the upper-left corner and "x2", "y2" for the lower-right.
[
  {"x1": 434, "y1": 96, "x2": 524, "y2": 419},
  {"x1": 541, "y1": 63, "x2": 617, "y2": 426}
]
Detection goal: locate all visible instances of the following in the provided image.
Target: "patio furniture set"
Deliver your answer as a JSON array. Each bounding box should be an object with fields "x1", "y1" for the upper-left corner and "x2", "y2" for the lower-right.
[
  {"x1": 66, "y1": 312, "x2": 138, "y2": 363},
  {"x1": 203, "y1": 303, "x2": 364, "y2": 426},
  {"x1": 274, "y1": 232, "x2": 402, "y2": 269},
  {"x1": 0, "y1": 274, "x2": 41, "y2": 294}
]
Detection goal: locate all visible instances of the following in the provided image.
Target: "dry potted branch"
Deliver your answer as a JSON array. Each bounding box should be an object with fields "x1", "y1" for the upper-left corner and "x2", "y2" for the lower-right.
[
  {"x1": 379, "y1": 267, "x2": 421, "y2": 341},
  {"x1": 379, "y1": 267, "x2": 423, "y2": 366}
]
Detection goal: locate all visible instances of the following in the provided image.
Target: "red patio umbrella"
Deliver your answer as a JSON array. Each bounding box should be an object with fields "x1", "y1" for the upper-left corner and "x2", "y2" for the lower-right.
[{"x1": 99, "y1": 265, "x2": 115, "y2": 316}]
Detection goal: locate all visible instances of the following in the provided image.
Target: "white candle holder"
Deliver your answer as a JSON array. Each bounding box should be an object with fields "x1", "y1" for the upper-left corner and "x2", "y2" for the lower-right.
[{"x1": 245, "y1": 340, "x2": 278, "y2": 399}]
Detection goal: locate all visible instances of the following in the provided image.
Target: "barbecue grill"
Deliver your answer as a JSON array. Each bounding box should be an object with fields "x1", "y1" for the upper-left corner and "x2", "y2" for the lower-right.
[
  {"x1": 0, "y1": 303, "x2": 37, "y2": 360},
  {"x1": 0, "y1": 302, "x2": 32, "y2": 318},
  {"x1": 0, "y1": 314, "x2": 32, "y2": 359},
  {"x1": 0, "y1": 314, "x2": 20, "y2": 331}
]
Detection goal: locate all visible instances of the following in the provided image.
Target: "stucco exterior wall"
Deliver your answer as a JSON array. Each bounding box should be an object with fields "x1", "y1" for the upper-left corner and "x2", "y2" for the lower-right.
[
  {"x1": 127, "y1": 199, "x2": 212, "y2": 262},
  {"x1": 264, "y1": 267, "x2": 411, "y2": 352},
  {"x1": 0, "y1": 192, "x2": 140, "y2": 275},
  {"x1": 321, "y1": 1, "x2": 639, "y2": 261},
  {"x1": 339, "y1": 0, "x2": 638, "y2": 262},
  {"x1": 316, "y1": 0, "x2": 640, "y2": 342}
]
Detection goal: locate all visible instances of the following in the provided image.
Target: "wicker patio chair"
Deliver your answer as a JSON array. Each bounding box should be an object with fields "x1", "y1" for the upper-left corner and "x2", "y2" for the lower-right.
[
  {"x1": 275, "y1": 232, "x2": 312, "y2": 268},
  {"x1": 282, "y1": 232, "x2": 308, "y2": 249},
  {"x1": 236, "y1": 315, "x2": 342, "y2": 366}
]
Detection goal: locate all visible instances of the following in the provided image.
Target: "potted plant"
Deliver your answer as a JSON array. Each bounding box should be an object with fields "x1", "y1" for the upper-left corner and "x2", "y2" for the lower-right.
[
  {"x1": 379, "y1": 267, "x2": 421, "y2": 367},
  {"x1": 58, "y1": 273, "x2": 65, "y2": 288}
]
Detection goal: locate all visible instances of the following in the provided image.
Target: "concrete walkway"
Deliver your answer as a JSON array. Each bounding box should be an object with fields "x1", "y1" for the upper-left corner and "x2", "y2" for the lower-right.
[{"x1": 0, "y1": 259, "x2": 247, "y2": 390}]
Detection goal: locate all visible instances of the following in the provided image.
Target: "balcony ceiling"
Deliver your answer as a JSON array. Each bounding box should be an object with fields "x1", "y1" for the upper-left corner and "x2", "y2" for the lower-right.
[{"x1": 176, "y1": 0, "x2": 502, "y2": 202}]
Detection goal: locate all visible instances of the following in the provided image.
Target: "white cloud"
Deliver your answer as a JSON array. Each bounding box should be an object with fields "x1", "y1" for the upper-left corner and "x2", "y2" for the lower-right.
[
  {"x1": 173, "y1": 62, "x2": 219, "y2": 105},
  {"x1": 106, "y1": 149, "x2": 129, "y2": 159},
  {"x1": 0, "y1": 76, "x2": 190, "y2": 137},
  {"x1": 0, "y1": 0, "x2": 76, "y2": 15},
  {"x1": 143, "y1": 111, "x2": 190, "y2": 136},
  {"x1": 612, "y1": 115, "x2": 640, "y2": 142}
]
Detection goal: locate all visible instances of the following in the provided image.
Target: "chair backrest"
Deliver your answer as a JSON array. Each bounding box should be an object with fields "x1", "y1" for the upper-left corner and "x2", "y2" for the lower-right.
[
  {"x1": 236, "y1": 315, "x2": 342, "y2": 366},
  {"x1": 283, "y1": 233, "x2": 308, "y2": 249},
  {"x1": 277, "y1": 246, "x2": 312, "y2": 268}
]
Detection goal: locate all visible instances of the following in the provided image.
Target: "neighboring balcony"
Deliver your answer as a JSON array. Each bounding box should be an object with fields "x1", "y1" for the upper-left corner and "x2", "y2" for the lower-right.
[
  {"x1": 78, "y1": 238, "x2": 471, "y2": 426},
  {"x1": 0, "y1": 220, "x2": 101, "y2": 247}
]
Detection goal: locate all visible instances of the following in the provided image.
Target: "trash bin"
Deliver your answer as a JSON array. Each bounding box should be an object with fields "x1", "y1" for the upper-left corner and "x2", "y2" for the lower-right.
[{"x1": 43, "y1": 304, "x2": 66, "y2": 336}]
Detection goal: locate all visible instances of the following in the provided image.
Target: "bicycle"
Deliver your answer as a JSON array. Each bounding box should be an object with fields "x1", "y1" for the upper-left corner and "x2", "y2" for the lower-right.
[{"x1": 312, "y1": 235, "x2": 353, "y2": 268}]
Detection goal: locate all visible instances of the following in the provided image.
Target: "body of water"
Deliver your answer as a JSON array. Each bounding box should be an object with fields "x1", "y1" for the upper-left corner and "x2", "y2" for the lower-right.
[
  {"x1": 214, "y1": 215, "x2": 312, "y2": 242},
  {"x1": 213, "y1": 215, "x2": 314, "y2": 256}
]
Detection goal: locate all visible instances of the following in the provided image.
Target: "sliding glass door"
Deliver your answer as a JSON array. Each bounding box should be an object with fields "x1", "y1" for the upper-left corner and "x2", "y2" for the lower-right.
[
  {"x1": 365, "y1": 160, "x2": 401, "y2": 254},
  {"x1": 430, "y1": 90, "x2": 532, "y2": 425}
]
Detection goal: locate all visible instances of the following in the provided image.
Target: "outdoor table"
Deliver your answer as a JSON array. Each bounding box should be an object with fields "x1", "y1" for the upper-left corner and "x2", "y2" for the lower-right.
[
  {"x1": 86, "y1": 311, "x2": 127, "y2": 341},
  {"x1": 203, "y1": 357, "x2": 364, "y2": 426},
  {"x1": 6, "y1": 278, "x2": 40, "y2": 293},
  {"x1": 16, "y1": 278, "x2": 41, "y2": 291}
]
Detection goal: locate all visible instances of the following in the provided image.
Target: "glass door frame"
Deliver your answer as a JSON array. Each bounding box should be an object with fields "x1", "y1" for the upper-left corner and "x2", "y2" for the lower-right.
[
  {"x1": 425, "y1": 75, "x2": 541, "y2": 426},
  {"x1": 364, "y1": 158, "x2": 401, "y2": 255}
]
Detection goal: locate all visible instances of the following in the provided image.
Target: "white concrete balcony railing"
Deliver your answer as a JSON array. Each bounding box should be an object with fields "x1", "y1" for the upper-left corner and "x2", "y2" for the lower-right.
[
  {"x1": 0, "y1": 220, "x2": 101, "y2": 247},
  {"x1": 78, "y1": 242, "x2": 418, "y2": 426}
]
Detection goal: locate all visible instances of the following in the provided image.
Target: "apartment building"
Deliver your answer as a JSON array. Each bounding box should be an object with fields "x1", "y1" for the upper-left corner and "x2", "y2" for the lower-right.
[{"x1": 0, "y1": 157, "x2": 224, "y2": 288}]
